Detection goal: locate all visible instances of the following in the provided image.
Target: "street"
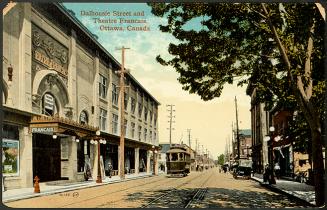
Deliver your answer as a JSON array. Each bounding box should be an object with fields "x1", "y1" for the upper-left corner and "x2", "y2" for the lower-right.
[{"x1": 4, "y1": 168, "x2": 306, "y2": 208}]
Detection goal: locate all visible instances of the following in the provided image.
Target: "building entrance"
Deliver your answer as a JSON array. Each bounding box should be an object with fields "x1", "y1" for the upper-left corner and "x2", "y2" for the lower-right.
[{"x1": 32, "y1": 133, "x2": 61, "y2": 182}]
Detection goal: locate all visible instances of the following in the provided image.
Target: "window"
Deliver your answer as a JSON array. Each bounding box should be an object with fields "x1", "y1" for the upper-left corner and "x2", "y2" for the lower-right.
[
  {"x1": 149, "y1": 111, "x2": 153, "y2": 123},
  {"x1": 79, "y1": 110, "x2": 88, "y2": 125},
  {"x1": 124, "y1": 119, "x2": 127, "y2": 136},
  {"x1": 138, "y1": 126, "x2": 142, "y2": 140},
  {"x1": 112, "y1": 83, "x2": 119, "y2": 105},
  {"x1": 131, "y1": 98, "x2": 136, "y2": 114},
  {"x1": 131, "y1": 122, "x2": 135, "y2": 138},
  {"x1": 99, "y1": 109, "x2": 107, "y2": 131},
  {"x1": 138, "y1": 102, "x2": 142, "y2": 118},
  {"x1": 144, "y1": 128, "x2": 147, "y2": 141},
  {"x1": 99, "y1": 74, "x2": 107, "y2": 98},
  {"x1": 154, "y1": 113, "x2": 157, "y2": 127},
  {"x1": 124, "y1": 93, "x2": 128, "y2": 110},
  {"x1": 42, "y1": 93, "x2": 58, "y2": 116},
  {"x1": 149, "y1": 131, "x2": 152, "y2": 143},
  {"x1": 144, "y1": 107, "x2": 148, "y2": 121},
  {"x1": 112, "y1": 113, "x2": 118, "y2": 134}
]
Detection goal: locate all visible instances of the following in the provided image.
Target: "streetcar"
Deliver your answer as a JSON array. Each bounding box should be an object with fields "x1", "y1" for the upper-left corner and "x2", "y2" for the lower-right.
[{"x1": 166, "y1": 145, "x2": 191, "y2": 177}]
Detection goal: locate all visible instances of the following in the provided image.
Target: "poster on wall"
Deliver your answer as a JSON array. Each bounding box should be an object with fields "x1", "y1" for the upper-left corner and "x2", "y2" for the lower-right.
[{"x1": 2, "y1": 139, "x2": 19, "y2": 176}]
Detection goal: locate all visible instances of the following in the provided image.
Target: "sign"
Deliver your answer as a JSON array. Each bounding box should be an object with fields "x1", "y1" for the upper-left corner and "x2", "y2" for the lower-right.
[
  {"x1": 44, "y1": 94, "x2": 54, "y2": 110},
  {"x1": 2, "y1": 139, "x2": 19, "y2": 176},
  {"x1": 31, "y1": 127, "x2": 54, "y2": 133}
]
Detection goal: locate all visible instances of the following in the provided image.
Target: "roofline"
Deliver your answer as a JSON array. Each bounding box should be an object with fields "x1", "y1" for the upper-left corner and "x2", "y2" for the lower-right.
[{"x1": 53, "y1": 3, "x2": 160, "y2": 106}]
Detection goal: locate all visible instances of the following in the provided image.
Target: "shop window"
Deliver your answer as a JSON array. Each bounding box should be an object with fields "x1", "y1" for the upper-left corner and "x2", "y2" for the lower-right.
[
  {"x1": 79, "y1": 110, "x2": 88, "y2": 125},
  {"x1": 42, "y1": 93, "x2": 58, "y2": 116},
  {"x1": 2, "y1": 124, "x2": 20, "y2": 176}
]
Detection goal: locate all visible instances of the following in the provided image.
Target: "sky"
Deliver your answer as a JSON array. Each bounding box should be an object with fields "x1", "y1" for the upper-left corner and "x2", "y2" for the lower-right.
[{"x1": 63, "y1": 3, "x2": 251, "y2": 159}]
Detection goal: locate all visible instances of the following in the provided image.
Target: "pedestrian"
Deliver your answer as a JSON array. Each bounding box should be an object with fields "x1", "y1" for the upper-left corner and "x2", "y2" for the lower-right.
[
  {"x1": 274, "y1": 162, "x2": 280, "y2": 179},
  {"x1": 108, "y1": 163, "x2": 113, "y2": 178}
]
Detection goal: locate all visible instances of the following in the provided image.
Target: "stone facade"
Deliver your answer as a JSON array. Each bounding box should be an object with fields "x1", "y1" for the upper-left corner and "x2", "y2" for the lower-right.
[{"x1": 2, "y1": 3, "x2": 159, "y2": 190}]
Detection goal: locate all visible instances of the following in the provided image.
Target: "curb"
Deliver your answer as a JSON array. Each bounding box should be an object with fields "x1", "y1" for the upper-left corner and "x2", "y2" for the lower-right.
[
  {"x1": 250, "y1": 177, "x2": 315, "y2": 207},
  {"x1": 2, "y1": 174, "x2": 154, "y2": 203}
]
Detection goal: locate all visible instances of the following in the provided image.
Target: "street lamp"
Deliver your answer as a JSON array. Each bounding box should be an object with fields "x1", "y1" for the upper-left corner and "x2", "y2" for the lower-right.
[
  {"x1": 267, "y1": 126, "x2": 276, "y2": 184},
  {"x1": 94, "y1": 130, "x2": 103, "y2": 183},
  {"x1": 152, "y1": 145, "x2": 157, "y2": 175}
]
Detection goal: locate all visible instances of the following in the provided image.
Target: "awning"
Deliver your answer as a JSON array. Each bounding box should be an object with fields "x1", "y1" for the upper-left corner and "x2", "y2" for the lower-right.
[{"x1": 29, "y1": 114, "x2": 98, "y2": 138}]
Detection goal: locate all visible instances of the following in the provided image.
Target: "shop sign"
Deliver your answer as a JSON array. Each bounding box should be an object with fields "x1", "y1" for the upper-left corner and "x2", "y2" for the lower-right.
[
  {"x1": 2, "y1": 139, "x2": 19, "y2": 176},
  {"x1": 31, "y1": 127, "x2": 54, "y2": 133}
]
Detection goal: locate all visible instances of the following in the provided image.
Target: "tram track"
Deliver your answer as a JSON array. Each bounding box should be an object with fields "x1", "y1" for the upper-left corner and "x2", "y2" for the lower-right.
[
  {"x1": 60, "y1": 171, "x2": 205, "y2": 208},
  {"x1": 141, "y1": 169, "x2": 214, "y2": 208}
]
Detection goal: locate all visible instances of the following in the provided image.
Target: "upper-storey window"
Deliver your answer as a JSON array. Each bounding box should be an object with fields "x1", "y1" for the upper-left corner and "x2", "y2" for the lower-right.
[
  {"x1": 112, "y1": 113, "x2": 118, "y2": 134},
  {"x1": 144, "y1": 107, "x2": 148, "y2": 121},
  {"x1": 124, "y1": 93, "x2": 128, "y2": 111},
  {"x1": 99, "y1": 74, "x2": 108, "y2": 99},
  {"x1": 131, "y1": 97, "x2": 136, "y2": 114},
  {"x1": 154, "y1": 113, "x2": 157, "y2": 127},
  {"x1": 80, "y1": 110, "x2": 88, "y2": 125},
  {"x1": 138, "y1": 102, "x2": 142, "y2": 118},
  {"x1": 149, "y1": 111, "x2": 153, "y2": 124},
  {"x1": 42, "y1": 93, "x2": 58, "y2": 116},
  {"x1": 112, "y1": 83, "x2": 119, "y2": 105},
  {"x1": 99, "y1": 108, "x2": 107, "y2": 131}
]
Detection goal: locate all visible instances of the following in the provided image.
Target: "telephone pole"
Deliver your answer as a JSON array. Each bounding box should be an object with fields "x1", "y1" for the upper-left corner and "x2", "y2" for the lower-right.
[
  {"x1": 235, "y1": 96, "x2": 240, "y2": 160},
  {"x1": 116, "y1": 46, "x2": 130, "y2": 180},
  {"x1": 187, "y1": 129, "x2": 191, "y2": 149},
  {"x1": 166, "y1": 104, "x2": 175, "y2": 146}
]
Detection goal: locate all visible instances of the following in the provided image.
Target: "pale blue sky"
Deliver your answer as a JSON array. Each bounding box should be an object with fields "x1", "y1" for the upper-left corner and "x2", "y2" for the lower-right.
[{"x1": 63, "y1": 3, "x2": 251, "y2": 157}]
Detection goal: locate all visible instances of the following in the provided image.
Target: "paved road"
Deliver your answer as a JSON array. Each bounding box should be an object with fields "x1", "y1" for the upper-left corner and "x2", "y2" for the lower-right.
[{"x1": 4, "y1": 168, "x2": 306, "y2": 208}]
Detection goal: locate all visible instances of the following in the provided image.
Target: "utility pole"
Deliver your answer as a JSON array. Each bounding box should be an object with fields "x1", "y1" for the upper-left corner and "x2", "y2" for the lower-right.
[
  {"x1": 166, "y1": 104, "x2": 175, "y2": 146},
  {"x1": 116, "y1": 46, "x2": 130, "y2": 180},
  {"x1": 235, "y1": 96, "x2": 240, "y2": 161},
  {"x1": 187, "y1": 129, "x2": 191, "y2": 149}
]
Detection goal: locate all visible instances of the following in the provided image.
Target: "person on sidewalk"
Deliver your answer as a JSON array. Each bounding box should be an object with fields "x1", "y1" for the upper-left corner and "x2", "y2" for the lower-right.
[
  {"x1": 274, "y1": 162, "x2": 281, "y2": 179},
  {"x1": 108, "y1": 163, "x2": 113, "y2": 178}
]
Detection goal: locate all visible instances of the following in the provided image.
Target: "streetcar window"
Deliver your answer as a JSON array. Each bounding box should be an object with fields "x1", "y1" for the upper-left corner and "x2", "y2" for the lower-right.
[
  {"x1": 171, "y1": 153, "x2": 178, "y2": 161},
  {"x1": 179, "y1": 153, "x2": 184, "y2": 161}
]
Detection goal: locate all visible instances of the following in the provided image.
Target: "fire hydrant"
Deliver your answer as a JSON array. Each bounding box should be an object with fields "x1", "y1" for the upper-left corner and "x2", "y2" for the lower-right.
[{"x1": 34, "y1": 176, "x2": 40, "y2": 193}]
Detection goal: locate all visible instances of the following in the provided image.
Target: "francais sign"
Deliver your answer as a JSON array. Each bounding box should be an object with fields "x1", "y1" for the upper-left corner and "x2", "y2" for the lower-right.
[{"x1": 31, "y1": 127, "x2": 54, "y2": 133}]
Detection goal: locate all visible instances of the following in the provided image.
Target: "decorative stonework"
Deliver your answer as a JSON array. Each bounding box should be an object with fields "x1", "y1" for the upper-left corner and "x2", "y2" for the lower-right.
[{"x1": 32, "y1": 24, "x2": 69, "y2": 80}]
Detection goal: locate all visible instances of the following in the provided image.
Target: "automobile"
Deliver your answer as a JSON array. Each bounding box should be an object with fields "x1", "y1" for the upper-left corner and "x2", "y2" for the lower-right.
[{"x1": 233, "y1": 159, "x2": 252, "y2": 179}]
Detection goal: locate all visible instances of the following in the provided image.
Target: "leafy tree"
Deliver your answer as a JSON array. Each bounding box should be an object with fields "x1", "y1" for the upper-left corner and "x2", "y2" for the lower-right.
[
  {"x1": 148, "y1": 3, "x2": 325, "y2": 206},
  {"x1": 218, "y1": 154, "x2": 225, "y2": 165}
]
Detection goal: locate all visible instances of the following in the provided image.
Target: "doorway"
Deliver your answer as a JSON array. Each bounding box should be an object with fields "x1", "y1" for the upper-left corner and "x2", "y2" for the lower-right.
[{"x1": 32, "y1": 133, "x2": 61, "y2": 182}]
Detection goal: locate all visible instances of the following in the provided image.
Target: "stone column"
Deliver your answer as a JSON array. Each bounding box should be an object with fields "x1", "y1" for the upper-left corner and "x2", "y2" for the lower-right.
[
  {"x1": 146, "y1": 150, "x2": 151, "y2": 174},
  {"x1": 92, "y1": 143, "x2": 98, "y2": 180},
  {"x1": 21, "y1": 127, "x2": 33, "y2": 187},
  {"x1": 135, "y1": 148, "x2": 139, "y2": 174},
  {"x1": 68, "y1": 29, "x2": 77, "y2": 120},
  {"x1": 69, "y1": 137, "x2": 78, "y2": 181},
  {"x1": 154, "y1": 152, "x2": 158, "y2": 175}
]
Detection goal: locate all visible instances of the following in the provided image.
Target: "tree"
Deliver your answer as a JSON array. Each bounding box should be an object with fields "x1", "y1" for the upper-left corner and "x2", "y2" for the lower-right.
[
  {"x1": 218, "y1": 154, "x2": 225, "y2": 166},
  {"x1": 148, "y1": 3, "x2": 325, "y2": 206}
]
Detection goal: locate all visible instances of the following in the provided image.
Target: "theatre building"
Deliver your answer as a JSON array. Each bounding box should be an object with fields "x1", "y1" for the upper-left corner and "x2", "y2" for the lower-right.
[{"x1": 2, "y1": 3, "x2": 160, "y2": 190}]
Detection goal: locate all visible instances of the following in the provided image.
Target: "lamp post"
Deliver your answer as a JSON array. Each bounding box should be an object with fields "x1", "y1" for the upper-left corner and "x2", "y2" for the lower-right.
[
  {"x1": 152, "y1": 145, "x2": 157, "y2": 175},
  {"x1": 264, "y1": 126, "x2": 276, "y2": 185},
  {"x1": 91, "y1": 130, "x2": 107, "y2": 183}
]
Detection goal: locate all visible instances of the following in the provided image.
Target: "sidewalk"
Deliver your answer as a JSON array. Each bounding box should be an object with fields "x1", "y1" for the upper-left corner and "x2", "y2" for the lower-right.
[
  {"x1": 251, "y1": 173, "x2": 316, "y2": 206},
  {"x1": 2, "y1": 172, "x2": 157, "y2": 203}
]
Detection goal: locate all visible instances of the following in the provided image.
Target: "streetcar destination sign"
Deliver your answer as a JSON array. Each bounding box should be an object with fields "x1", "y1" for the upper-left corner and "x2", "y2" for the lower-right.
[{"x1": 31, "y1": 127, "x2": 54, "y2": 133}]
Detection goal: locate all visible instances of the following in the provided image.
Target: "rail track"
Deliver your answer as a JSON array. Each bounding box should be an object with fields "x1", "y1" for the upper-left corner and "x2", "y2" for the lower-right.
[
  {"x1": 60, "y1": 171, "x2": 206, "y2": 208},
  {"x1": 141, "y1": 170, "x2": 214, "y2": 208}
]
